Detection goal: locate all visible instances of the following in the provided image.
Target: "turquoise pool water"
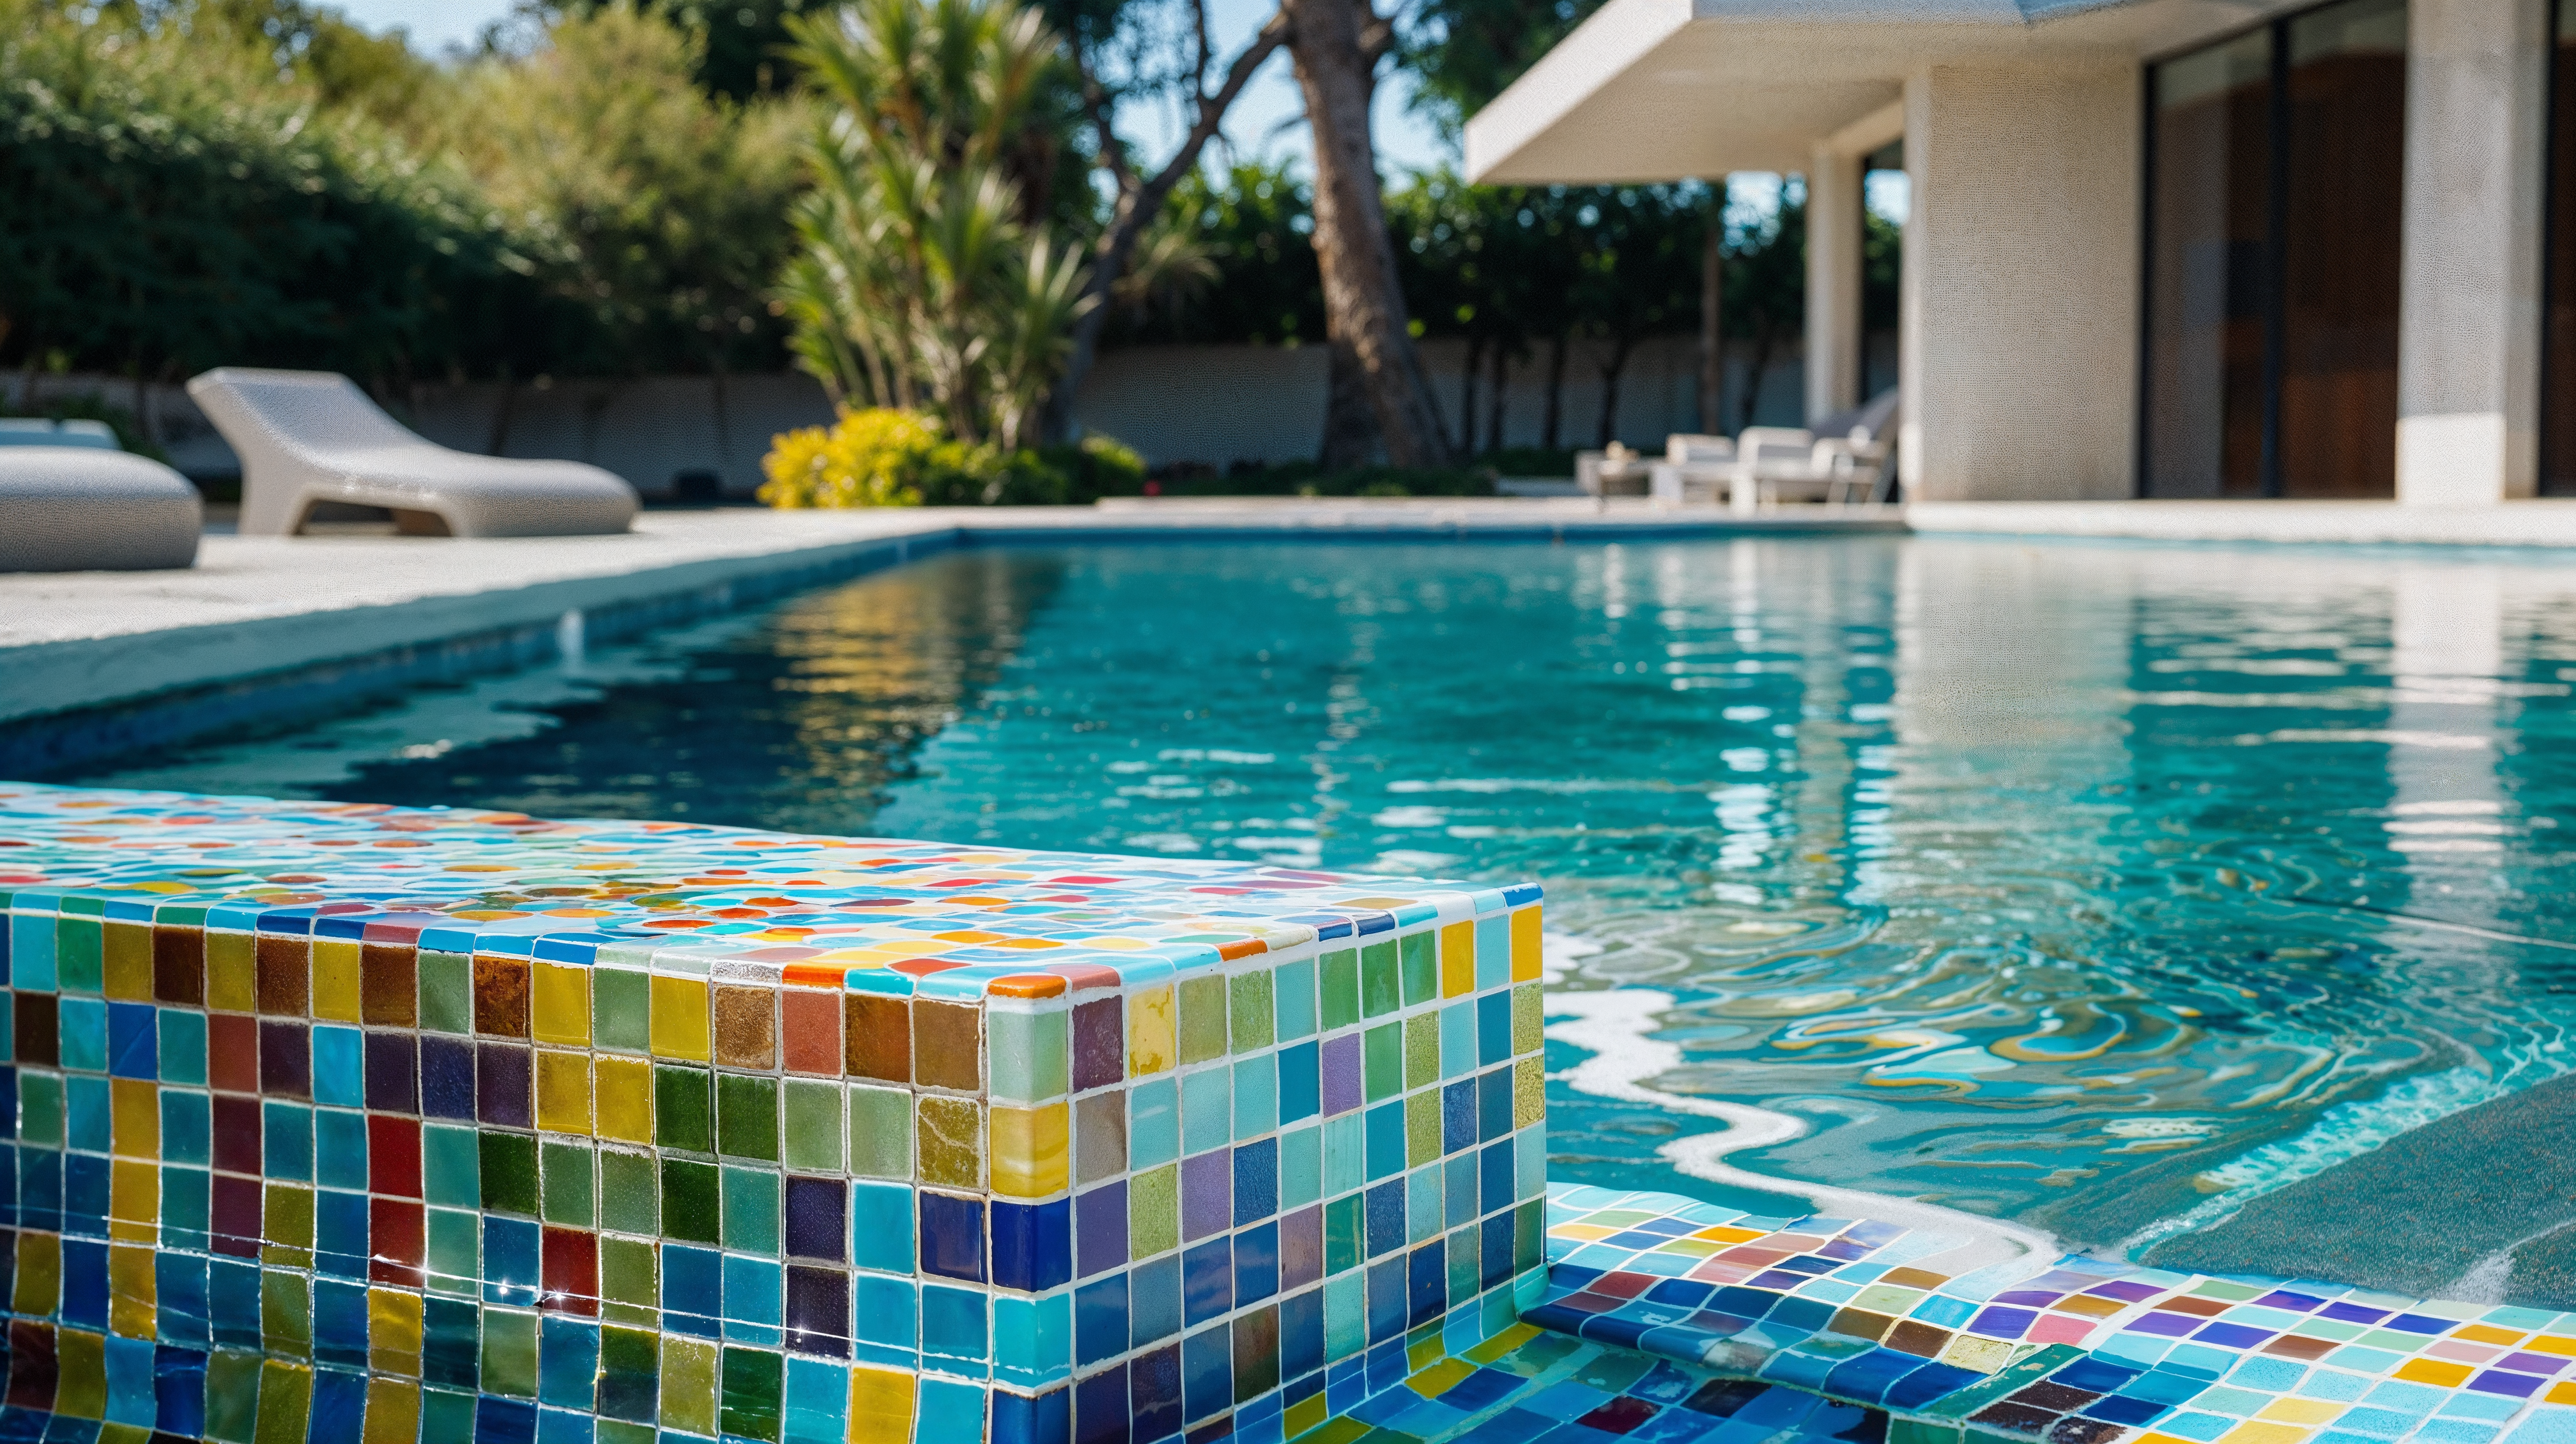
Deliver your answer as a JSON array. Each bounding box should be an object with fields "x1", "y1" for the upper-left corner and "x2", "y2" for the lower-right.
[{"x1": 85, "y1": 536, "x2": 2576, "y2": 1295}]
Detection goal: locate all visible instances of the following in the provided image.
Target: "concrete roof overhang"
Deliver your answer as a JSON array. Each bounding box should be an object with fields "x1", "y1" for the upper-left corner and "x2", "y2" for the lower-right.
[{"x1": 1462, "y1": 0, "x2": 2318, "y2": 184}]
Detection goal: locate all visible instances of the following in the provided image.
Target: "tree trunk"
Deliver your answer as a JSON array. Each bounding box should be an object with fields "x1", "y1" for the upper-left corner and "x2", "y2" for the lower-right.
[
  {"x1": 1319, "y1": 336, "x2": 1382, "y2": 468},
  {"x1": 1738, "y1": 329, "x2": 1775, "y2": 434},
  {"x1": 1458, "y1": 335, "x2": 1482, "y2": 457},
  {"x1": 710, "y1": 358, "x2": 734, "y2": 478},
  {"x1": 487, "y1": 374, "x2": 519, "y2": 457},
  {"x1": 1484, "y1": 341, "x2": 1508, "y2": 453},
  {"x1": 1541, "y1": 333, "x2": 1567, "y2": 450},
  {"x1": 1595, "y1": 335, "x2": 1635, "y2": 449},
  {"x1": 1700, "y1": 188, "x2": 1725, "y2": 434},
  {"x1": 1284, "y1": 0, "x2": 1452, "y2": 468}
]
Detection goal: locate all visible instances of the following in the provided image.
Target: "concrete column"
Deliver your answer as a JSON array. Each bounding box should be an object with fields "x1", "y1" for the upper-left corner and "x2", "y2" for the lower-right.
[
  {"x1": 1806, "y1": 146, "x2": 1864, "y2": 426},
  {"x1": 2396, "y1": 0, "x2": 2548, "y2": 506},
  {"x1": 1899, "y1": 63, "x2": 2140, "y2": 501}
]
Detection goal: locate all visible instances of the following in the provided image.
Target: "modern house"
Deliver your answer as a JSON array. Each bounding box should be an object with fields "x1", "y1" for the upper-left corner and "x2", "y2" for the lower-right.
[{"x1": 1465, "y1": 0, "x2": 2569, "y2": 506}]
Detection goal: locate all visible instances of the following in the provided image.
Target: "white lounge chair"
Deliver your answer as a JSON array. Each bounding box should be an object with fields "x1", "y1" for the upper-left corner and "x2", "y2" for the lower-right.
[
  {"x1": 187, "y1": 368, "x2": 637, "y2": 538},
  {"x1": 0, "y1": 441, "x2": 201, "y2": 572},
  {"x1": 1575, "y1": 444, "x2": 1654, "y2": 498},
  {"x1": 1792, "y1": 387, "x2": 1902, "y2": 507},
  {"x1": 1647, "y1": 435, "x2": 1735, "y2": 506}
]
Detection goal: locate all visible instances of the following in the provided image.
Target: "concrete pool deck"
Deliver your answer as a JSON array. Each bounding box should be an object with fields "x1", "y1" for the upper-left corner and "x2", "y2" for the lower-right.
[{"x1": 1905, "y1": 499, "x2": 2576, "y2": 549}]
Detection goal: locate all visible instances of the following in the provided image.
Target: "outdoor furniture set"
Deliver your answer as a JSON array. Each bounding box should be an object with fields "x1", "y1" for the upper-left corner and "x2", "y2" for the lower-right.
[{"x1": 1574, "y1": 388, "x2": 1900, "y2": 512}]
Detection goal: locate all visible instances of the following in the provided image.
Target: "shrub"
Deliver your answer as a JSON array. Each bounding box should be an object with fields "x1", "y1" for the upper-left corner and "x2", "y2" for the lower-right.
[
  {"x1": 0, "y1": 5, "x2": 553, "y2": 386},
  {"x1": 759, "y1": 407, "x2": 946, "y2": 507},
  {"x1": 1037, "y1": 434, "x2": 1148, "y2": 503},
  {"x1": 913, "y1": 445, "x2": 1069, "y2": 508},
  {"x1": 761, "y1": 407, "x2": 1123, "y2": 507}
]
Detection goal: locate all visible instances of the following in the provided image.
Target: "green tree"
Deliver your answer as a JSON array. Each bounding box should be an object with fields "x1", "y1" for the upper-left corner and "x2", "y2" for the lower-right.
[
  {"x1": 0, "y1": 0, "x2": 555, "y2": 393},
  {"x1": 445, "y1": 4, "x2": 808, "y2": 379},
  {"x1": 188, "y1": 0, "x2": 447, "y2": 128},
  {"x1": 544, "y1": 0, "x2": 821, "y2": 100},
  {"x1": 1564, "y1": 184, "x2": 1705, "y2": 446},
  {"x1": 1722, "y1": 180, "x2": 1806, "y2": 431},
  {"x1": 1391, "y1": 172, "x2": 1591, "y2": 454},
  {"x1": 1398, "y1": 0, "x2": 1606, "y2": 141},
  {"x1": 1108, "y1": 160, "x2": 1324, "y2": 348}
]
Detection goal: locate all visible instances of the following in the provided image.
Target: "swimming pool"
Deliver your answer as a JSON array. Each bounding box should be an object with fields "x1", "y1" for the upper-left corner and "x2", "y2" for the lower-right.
[{"x1": 83, "y1": 535, "x2": 2576, "y2": 1303}]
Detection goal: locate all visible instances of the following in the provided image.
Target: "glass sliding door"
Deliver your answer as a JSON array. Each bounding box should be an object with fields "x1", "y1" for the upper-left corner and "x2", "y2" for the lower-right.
[
  {"x1": 2278, "y1": 0, "x2": 2407, "y2": 497},
  {"x1": 2140, "y1": 0, "x2": 2407, "y2": 498}
]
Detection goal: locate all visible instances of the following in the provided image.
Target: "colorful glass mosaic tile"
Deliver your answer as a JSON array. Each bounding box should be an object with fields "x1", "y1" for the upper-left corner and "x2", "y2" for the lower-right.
[
  {"x1": 1530, "y1": 1188, "x2": 2576, "y2": 1444},
  {"x1": 0, "y1": 782, "x2": 1552, "y2": 1444}
]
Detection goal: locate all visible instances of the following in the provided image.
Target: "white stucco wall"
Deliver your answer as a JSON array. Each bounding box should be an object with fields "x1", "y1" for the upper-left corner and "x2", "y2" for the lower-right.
[{"x1": 1900, "y1": 61, "x2": 2143, "y2": 502}]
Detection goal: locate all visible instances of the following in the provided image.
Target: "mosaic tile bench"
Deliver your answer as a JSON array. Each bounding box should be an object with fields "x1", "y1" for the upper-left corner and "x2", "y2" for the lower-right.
[{"x1": 0, "y1": 783, "x2": 2568, "y2": 1444}]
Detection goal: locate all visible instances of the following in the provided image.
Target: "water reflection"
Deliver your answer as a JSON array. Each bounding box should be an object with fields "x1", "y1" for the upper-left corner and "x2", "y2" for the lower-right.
[
  {"x1": 323, "y1": 550, "x2": 1062, "y2": 832},
  {"x1": 77, "y1": 537, "x2": 2576, "y2": 1263}
]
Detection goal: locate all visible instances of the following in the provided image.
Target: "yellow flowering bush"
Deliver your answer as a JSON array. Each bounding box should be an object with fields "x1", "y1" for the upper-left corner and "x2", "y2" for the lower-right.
[
  {"x1": 761, "y1": 407, "x2": 1150, "y2": 507},
  {"x1": 758, "y1": 407, "x2": 948, "y2": 508}
]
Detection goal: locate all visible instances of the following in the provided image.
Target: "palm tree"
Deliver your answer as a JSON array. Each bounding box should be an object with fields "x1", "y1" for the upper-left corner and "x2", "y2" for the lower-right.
[{"x1": 779, "y1": 0, "x2": 1094, "y2": 448}]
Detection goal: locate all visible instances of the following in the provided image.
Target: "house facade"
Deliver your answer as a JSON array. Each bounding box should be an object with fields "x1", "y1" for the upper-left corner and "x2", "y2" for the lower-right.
[{"x1": 1464, "y1": 0, "x2": 2569, "y2": 505}]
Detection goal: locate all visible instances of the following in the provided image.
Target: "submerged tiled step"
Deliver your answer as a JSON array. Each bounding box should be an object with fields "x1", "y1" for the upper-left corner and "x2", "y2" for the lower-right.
[
  {"x1": 0, "y1": 783, "x2": 2565, "y2": 1444},
  {"x1": 1526, "y1": 1188, "x2": 2576, "y2": 1444}
]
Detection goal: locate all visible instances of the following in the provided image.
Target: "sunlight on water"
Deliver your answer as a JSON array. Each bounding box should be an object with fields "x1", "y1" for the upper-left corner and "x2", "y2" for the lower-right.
[{"x1": 86, "y1": 537, "x2": 2576, "y2": 1256}]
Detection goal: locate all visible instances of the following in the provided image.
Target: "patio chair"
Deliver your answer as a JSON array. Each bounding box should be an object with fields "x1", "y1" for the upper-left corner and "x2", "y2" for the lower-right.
[
  {"x1": 188, "y1": 367, "x2": 637, "y2": 538},
  {"x1": 0, "y1": 441, "x2": 201, "y2": 572},
  {"x1": 1647, "y1": 434, "x2": 1736, "y2": 506},
  {"x1": 1717, "y1": 388, "x2": 1903, "y2": 512},
  {"x1": 1712, "y1": 427, "x2": 1826, "y2": 513},
  {"x1": 1575, "y1": 443, "x2": 1654, "y2": 499}
]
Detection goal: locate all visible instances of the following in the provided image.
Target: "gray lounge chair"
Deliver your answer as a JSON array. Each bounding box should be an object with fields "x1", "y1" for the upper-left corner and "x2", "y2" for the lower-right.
[
  {"x1": 187, "y1": 367, "x2": 637, "y2": 538},
  {"x1": 0, "y1": 438, "x2": 201, "y2": 572}
]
